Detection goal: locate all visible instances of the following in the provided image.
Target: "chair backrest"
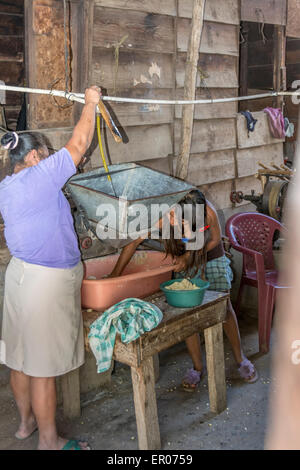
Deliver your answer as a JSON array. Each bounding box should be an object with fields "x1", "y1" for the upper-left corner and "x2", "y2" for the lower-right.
[{"x1": 225, "y1": 212, "x2": 282, "y2": 274}]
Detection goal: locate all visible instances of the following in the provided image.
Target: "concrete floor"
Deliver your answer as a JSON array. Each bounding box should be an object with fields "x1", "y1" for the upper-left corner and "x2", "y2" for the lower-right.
[{"x1": 0, "y1": 310, "x2": 274, "y2": 451}]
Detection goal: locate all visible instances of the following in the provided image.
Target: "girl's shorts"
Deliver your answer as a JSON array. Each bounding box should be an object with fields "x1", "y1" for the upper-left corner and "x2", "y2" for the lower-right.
[
  {"x1": 175, "y1": 254, "x2": 233, "y2": 293},
  {"x1": 205, "y1": 255, "x2": 233, "y2": 292}
]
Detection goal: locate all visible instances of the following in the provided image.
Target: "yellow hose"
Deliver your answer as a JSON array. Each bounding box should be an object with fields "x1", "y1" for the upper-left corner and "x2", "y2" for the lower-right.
[{"x1": 96, "y1": 114, "x2": 112, "y2": 182}]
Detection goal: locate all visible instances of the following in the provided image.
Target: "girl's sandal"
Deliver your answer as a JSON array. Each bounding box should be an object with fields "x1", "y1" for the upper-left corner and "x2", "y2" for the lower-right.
[
  {"x1": 182, "y1": 368, "x2": 203, "y2": 392},
  {"x1": 238, "y1": 358, "x2": 259, "y2": 384}
]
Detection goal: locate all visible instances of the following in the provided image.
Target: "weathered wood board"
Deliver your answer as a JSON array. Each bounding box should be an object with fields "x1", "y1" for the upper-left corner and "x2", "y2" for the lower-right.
[
  {"x1": 236, "y1": 143, "x2": 284, "y2": 178},
  {"x1": 285, "y1": 87, "x2": 300, "y2": 120},
  {"x1": 94, "y1": 0, "x2": 177, "y2": 16},
  {"x1": 35, "y1": 127, "x2": 73, "y2": 151},
  {"x1": 95, "y1": 0, "x2": 240, "y2": 24},
  {"x1": 176, "y1": 53, "x2": 239, "y2": 89},
  {"x1": 131, "y1": 357, "x2": 161, "y2": 450},
  {"x1": 204, "y1": 323, "x2": 226, "y2": 414},
  {"x1": 175, "y1": 88, "x2": 238, "y2": 120},
  {"x1": 185, "y1": 150, "x2": 236, "y2": 185},
  {"x1": 248, "y1": 65, "x2": 273, "y2": 90},
  {"x1": 0, "y1": 12, "x2": 23, "y2": 36},
  {"x1": 0, "y1": 37, "x2": 24, "y2": 62},
  {"x1": 174, "y1": 119, "x2": 236, "y2": 154},
  {"x1": 90, "y1": 124, "x2": 173, "y2": 166},
  {"x1": 0, "y1": 0, "x2": 23, "y2": 14},
  {"x1": 198, "y1": 179, "x2": 234, "y2": 210},
  {"x1": 239, "y1": 89, "x2": 273, "y2": 113},
  {"x1": 177, "y1": 19, "x2": 239, "y2": 56},
  {"x1": 237, "y1": 111, "x2": 285, "y2": 149},
  {"x1": 102, "y1": 89, "x2": 173, "y2": 127},
  {"x1": 138, "y1": 157, "x2": 173, "y2": 176},
  {"x1": 286, "y1": 38, "x2": 300, "y2": 64},
  {"x1": 139, "y1": 148, "x2": 237, "y2": 186},
  {"x1": 178, "y1": 0, "x2": 240, "y2": 25},
  {"x1": 241, "y1": 0, "x2": 287, "y2": 25},
  {"x1": 93, "y1": 7, "x2": 175, "y2": 54},
  {"x1": 287, "y1": 0, "x2": 300, "y2": 38},
  {"x1": 248, "y1": 40, "x2": 274, "y2": 68},
  {"x1": 92, "y1": 49, "x2": 173, "y2": 91},
  {"x1": 0, "y1": 62, "x2": 24, "y2": 86},
  {"x1": 0, "y1": 3, "x2": 24, "y2": 129}
]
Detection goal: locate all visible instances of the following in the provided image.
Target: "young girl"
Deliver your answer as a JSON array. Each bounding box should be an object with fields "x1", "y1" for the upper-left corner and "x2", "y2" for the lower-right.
[{"x1": 110, "y1": 189, "x2": 258, "y2": 389}]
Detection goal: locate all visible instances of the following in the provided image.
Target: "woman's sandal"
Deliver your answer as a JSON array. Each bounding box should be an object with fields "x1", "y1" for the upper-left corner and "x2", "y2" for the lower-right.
[
  {"x1": 238, "y1": 358, "x2": 259, "y2": 384},
  {"x1": 182, "y1": 368, "x2": 203, "y2": 392},
  {"x1": 62, "y1": 439, "x2": 91, "y2": 450}
]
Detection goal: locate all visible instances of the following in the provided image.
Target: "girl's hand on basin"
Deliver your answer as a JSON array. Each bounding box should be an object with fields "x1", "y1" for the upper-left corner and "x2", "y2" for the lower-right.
[{"x1": 173, "y1": 253, "x2": 190, "y2": 273}]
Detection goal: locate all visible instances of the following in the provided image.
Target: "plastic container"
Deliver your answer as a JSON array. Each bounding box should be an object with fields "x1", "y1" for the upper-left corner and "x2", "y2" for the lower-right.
[
  {"x1": 160, "y1": 278, "x2": 210, "y2": 308},
  {"x1": 81, "y1": 251, "x2": 175, "y2": 311}
]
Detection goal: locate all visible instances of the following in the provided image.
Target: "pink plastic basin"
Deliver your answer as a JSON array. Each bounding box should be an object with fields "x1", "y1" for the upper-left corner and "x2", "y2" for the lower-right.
[{"x1": 81, "y1": 250, "x2": 175, "y2": 311}]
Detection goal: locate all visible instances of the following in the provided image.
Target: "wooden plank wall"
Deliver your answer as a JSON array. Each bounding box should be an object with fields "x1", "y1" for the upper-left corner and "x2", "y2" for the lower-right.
[
  {"x1": 0, "y1": 0, "x2": 24, "y2": 129},
  {"x1": 241, "y1": 0, "x2": 287, "y2": 25},
  {"x1": 242, "y1": 20, "x2": 299, "y2": 161},
  {"x1": 87, "y1": 0, "x2": 241, "y2": 210},
  {"x1": 26, "y1": 0, "x2": 285, "y2": 212}
]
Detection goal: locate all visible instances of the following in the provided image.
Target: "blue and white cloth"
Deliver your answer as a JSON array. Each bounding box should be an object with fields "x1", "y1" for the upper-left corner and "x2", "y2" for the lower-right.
[{"x1": 88, "y1": 298, "x2": 163, "y2": 373}]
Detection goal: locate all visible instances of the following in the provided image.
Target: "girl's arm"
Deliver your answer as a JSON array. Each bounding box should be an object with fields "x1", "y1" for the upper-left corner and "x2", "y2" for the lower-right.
[
  {"x1": 109, "y1": 237, "x2": 145, "y2": 277},
  {"x1": 206, "y1": 203, "x2": 222, "y2": 252},
  {"x1": 173, "y1": 251, "x2": 191, "y2": 272}
]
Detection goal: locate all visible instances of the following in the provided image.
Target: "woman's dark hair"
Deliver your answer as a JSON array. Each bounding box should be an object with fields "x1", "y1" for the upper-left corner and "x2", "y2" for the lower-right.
[
  {"x1": 163, "y1": 189, "x2": 208, "y2": 279},
  {"x1": 1, "y1": 131, "x2": 48, "y2": 172}
]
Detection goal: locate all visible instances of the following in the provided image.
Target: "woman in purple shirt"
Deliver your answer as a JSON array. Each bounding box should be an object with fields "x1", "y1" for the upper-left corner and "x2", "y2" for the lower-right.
[{"x1": 0, "y1": 85, "x2": 101, "y2": 450}]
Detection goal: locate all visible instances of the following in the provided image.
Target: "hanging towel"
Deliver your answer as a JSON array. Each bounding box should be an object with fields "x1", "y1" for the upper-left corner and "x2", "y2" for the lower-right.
[
  {"x1": 241, "y1": 111, "x2": 258, "y2": 136},
  {"x1": 284, "y1": 117, "x2": 295, "y2": 138},
  {"x1": 264, "y1": 107, "x2": 285, "y2": 139},
  {"x1": 88, "y1": 298, "x2": 163, "y2": 373}
]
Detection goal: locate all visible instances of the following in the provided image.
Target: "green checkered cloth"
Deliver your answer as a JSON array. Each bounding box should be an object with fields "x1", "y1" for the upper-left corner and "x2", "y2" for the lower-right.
[
  {"x1": 88, "y1": 298, "x2": 163, "y2": 373},
  {"x1": 205, "y1": 255, "x2": 233, "y2": 292},
  {"x1": 175, "y1": 255, "x2": 233, "y2": 292}
]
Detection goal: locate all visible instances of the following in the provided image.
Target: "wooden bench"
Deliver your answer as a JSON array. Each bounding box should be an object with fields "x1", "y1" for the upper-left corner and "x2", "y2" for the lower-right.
[{"x1": 62, "y1": 290, "x2": 228, "y2": 450}]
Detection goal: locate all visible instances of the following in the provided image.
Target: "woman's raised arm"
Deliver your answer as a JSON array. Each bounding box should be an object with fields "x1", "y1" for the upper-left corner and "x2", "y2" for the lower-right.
[{"x1": 65, "y1": 86, "x2": 101, "y2": 167}]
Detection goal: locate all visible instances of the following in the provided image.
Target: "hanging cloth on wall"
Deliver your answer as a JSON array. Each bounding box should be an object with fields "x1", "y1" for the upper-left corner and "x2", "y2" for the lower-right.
[
  {"x1": 241, "y1": 111, "x2": 258, "y2": 137},
  {"x1": 264, "y1": 107, "x2": 285, "y2": 139},
  {"x1": 284, "y1": 117, "x2": 295, "y2": 138}
]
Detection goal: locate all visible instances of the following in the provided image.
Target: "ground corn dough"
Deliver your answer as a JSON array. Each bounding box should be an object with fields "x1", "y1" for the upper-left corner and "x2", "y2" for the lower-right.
[{"x1": 166, "y1": 279, "x2": 199, "y2": 291}]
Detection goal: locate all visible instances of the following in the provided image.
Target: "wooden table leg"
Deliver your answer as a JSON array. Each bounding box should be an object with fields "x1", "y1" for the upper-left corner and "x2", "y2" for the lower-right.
[
  {"x1": 204, "y1": 322, "x2": 227, "y2": 414},
  {"x1": 153, "y1": 353, "x2": 160, "y2": 383},
  {"x1": 131, "y1": 356, "x2": 161, "y2": 450},
  {"x1": 61, "y1": 368, "x2": 81, "y2": 419}
]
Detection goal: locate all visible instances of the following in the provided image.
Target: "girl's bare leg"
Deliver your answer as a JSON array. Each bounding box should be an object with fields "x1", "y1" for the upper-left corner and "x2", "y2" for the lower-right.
[
  {"x1": 185, "y1": 334, "x2": 203, "y2": 371},
  {"x1": 223, "y1": 299, "x2": 244, "y2": 365}
]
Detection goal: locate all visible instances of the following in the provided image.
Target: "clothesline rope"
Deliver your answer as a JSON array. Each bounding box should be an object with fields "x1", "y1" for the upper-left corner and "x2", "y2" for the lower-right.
[{"x1": 0, "y1": 84, "x2": 299, "y2": 107}]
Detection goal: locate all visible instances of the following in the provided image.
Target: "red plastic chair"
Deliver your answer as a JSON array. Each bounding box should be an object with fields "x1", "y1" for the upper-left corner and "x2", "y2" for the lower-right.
[{"x1": 225, "y1": 212, "x2": 288, "y2": 354}]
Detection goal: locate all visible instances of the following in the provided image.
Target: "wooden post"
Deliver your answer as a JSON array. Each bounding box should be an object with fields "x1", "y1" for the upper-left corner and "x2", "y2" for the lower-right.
[
  {"x1": 153, "y1": 353, "x2": 160, "y2": 383},
  {"x1": 273, "y1": 25, "x2": 287, "y2": 109},
  {"x1": 239, "y1": 22, "x2": 249, "y2": 112},
  {"x1": 175, "y1": 0, "x2": 206, "y2": 180},
  {"x1": 294, "y1": 101, "x2": 300, "y2": 163},
  {"x1": 131, "y1": 357, "x2": 161, "y2": 450},
  {"x1": 204, "y1": 322, "x2": 227, "y2": 414},
  {"x1": 61, "y1": 368, "x2": 81, "y2": 419}
]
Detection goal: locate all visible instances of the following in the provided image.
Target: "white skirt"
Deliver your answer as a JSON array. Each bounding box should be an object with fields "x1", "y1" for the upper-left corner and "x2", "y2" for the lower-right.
[{"x1": 1, "y1": 257, "x2": 84, "y2": 377}]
